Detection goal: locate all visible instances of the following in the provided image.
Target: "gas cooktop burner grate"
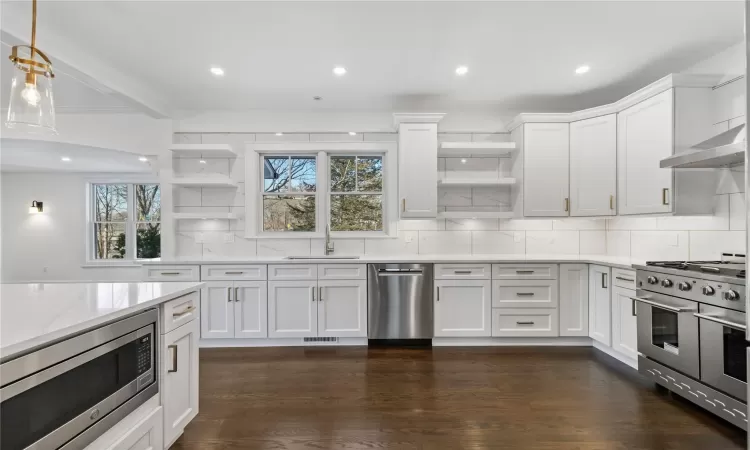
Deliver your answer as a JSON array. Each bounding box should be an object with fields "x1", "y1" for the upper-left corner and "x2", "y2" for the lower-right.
[{"x1": 645, "y1": 260, "x2": 746, "y2": 278}]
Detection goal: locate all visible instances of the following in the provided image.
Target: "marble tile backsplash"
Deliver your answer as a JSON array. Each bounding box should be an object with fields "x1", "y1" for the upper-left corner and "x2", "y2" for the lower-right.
[{"x1": 171, "y1": 132, "x2": 746, "y2": 260}]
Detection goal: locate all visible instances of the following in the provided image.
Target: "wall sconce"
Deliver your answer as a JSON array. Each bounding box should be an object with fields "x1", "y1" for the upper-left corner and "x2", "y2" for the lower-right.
[{"x1": 29, "y1": 201, "x2": 43, "y2": 214}]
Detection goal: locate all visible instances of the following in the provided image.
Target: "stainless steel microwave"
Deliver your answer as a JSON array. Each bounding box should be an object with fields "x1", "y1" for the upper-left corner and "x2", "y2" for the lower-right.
[{"x1": 0, "y1": 309, "x2": 158, "y2": 450}]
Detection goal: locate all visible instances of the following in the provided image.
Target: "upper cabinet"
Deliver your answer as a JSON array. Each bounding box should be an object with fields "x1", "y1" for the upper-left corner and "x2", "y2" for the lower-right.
[
  {"x1": 395, "y1": 114, "x2": 444, "y2": 218},
  {"x1": 570, "y1": 114, "x2": 617, "y2": 216},
  {"x1": 522, "y1": 123, "x2": 570, "y2": 217}
]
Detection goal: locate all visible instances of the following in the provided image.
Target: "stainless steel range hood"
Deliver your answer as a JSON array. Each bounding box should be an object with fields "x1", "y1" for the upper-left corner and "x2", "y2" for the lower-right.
[{"x1": 660, "y1": 123, "x2": 746, "y2": 169}]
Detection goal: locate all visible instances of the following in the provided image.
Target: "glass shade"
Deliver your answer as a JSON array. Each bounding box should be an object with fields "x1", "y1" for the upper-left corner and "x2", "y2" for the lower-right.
[{"x1": 6, "y1": 57, "x2": 56, "y2": 133}]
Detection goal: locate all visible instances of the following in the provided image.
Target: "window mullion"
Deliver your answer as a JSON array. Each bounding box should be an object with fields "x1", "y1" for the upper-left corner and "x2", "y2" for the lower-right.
[{"x1": 128, "y1": 184, "x2": 135, "y2": 260}]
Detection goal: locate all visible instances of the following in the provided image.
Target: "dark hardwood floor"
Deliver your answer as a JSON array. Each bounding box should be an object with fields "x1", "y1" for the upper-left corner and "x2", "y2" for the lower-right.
[{"x1": 172, "y1": 347, "x2": 746, "y2": 450}]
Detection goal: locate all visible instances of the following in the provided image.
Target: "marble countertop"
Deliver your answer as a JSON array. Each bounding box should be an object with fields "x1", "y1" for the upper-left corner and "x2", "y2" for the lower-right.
[
  {"x1": 143, "y1": 254, "x2": 643, "y2": 271},
  {"x1": 1, "y1": 281, "x2": 204, "y2": 361}
]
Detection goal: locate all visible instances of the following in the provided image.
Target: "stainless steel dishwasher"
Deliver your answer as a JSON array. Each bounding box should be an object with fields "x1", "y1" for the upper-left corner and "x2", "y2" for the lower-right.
[{"x1": 368, "y1": 263, "x2": 434, "y2": 342}]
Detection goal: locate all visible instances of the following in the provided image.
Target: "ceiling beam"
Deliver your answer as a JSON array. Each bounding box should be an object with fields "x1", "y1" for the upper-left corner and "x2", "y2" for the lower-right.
[{"x1": 0, "y1": 5, "x2": 172, "y2": 118}]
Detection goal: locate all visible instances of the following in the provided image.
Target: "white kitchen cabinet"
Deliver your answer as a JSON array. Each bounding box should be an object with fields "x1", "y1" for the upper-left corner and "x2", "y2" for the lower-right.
[
  {"x1": 558, "y1": 264, "x2": 589, "y2": 337},
  {"x1": 200, "y1": 281, "x2": 234, "y2": 339},
  {"x1": 317, "y1": 280, "x2": 367, "y2": 337},
  {"x1": 162, "y1": 319, "x2": 199, "y2": 448},
  {"x1": 434, "y1": 280, "x2": 492, "y2": 337},
  {"x1": 522, "y1": 123, "x2": 570, "y2": 217},
  {"x1": 234, "y1": 281, "x2": 269, "y2": 338},
  {"x1": 588, "y1": 265, "x2": 611, "y2": 346},
  {"x1": 570, "y1": 114, "x2": 617, "y2": 216},
  {"x1": 103, "y1": 405, "x2": 162, "y2": 450},
  {"x1": 398, "y1": 122, "x2": 438, "y2": 218},
  {"x1": 617, "y1": 87, "x2": 715, "y2": 215},
  {"x1": 611, "y1": 285, "x2": 638, "y2": 361},
  {"x1": 268, "y1": 280, "x2": 318, "y2": 337}
]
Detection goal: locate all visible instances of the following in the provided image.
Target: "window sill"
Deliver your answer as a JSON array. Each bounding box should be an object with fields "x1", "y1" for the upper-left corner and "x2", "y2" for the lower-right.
[
  {"x1": 81, "y1": 261, "x2": 144, "y2": 268},
  {"x1": 251, "y1": 232, "x2": 397, "y2": 239}
]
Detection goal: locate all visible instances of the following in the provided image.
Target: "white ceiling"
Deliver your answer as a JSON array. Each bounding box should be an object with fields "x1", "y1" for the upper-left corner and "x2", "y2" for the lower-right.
[
  {"x1": 0, "y1": 139, "x2": 156, "y2": 172},
  {"x1": 0, "y1": 1, "x2": 744, "y2": 115}
]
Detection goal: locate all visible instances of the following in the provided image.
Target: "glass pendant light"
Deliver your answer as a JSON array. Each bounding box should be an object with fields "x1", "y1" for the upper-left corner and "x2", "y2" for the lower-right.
[{"x1": 6, "y1": 0, "x2": 56, "y2": 133}]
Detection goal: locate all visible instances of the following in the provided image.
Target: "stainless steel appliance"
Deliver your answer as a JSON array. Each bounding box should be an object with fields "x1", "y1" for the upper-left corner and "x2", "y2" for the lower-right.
[
  {"x1": 367, "y1": 264, "x2": 434, "y2": 341},
  {"x1": 634, "y1": 256, "x2": 747, "y2": 429},
  {"x1": 0, "y1": 309, "x2": 158, "y2": 450}
]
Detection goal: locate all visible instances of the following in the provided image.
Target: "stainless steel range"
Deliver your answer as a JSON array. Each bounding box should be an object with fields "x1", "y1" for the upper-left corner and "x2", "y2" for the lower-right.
[{"x1": 633, "y1": 254, "x2": 747, "y2": 429}]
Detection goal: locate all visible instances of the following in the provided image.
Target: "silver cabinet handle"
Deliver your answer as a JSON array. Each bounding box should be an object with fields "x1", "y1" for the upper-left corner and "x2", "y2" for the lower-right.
[
  {"x1": 172, "y1": 305, "x2": 195, "y2": 318},
  {"x1": 454, "y1": 270, "x2": 472, "y2": 274},
  {"x1": 312, "y1": 286, "x2": 315, "y2": 302},
  {"x1": 436, "y1": 287, "x2": 440, "y2": 302},
  {"x1": 631, "y1": 296, "x2": 694, "y2": 312},
  {"x1": 234, "y1": 287, "x2": 240, "y2": 302},
  {"x1": 319, "y1": 286, "x2": 324, "y2": 302},
  {"x1": 615, "y1": 276, "x2": 634, "y2": 282},
  {"x1": 225, "y1": 271, "x2": 244, "y2": 275},
  {"x1": 516, "y1": 292, "x2": 535, "y2": 297},
  {"x1": 693, "y1": 313, "x2": 746, "y2": 331},
  {"x1": 227, "y1": 287, "x2": 232, "y2": 302},
  {"x1": 662, "y1": 188, "x2": 670, "y2": 205},
  {"x1": 168, "y1": 344, "x2": 178, "y2": 373},
  {"x1": 516, "y1": 321, "x2": 535, "y2": 326},
  {"x1": 602, "y1": 273, "x2": 607, "y2": 289},
  {"x1": 632, "y1": 298, "x2": 637, "y2": 317},
  {"x1": 516, "y1": 270, "x2": 534, "y2": 274},
  {"x1": 161, "y1": 272, "x2": 180, "y2": 276}
]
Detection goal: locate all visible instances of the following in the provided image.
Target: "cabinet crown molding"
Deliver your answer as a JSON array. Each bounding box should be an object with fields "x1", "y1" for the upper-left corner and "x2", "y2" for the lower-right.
[
  {"x1": 506, "y1": 73, "x2": 724, "y2": 132},
  {"x1": 393, "y1": 113, "x2": 446, "y2": 128}
]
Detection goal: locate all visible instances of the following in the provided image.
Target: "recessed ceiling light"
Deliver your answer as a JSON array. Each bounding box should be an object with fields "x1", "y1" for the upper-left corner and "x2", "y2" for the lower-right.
[
  {"x1": 455, "y1": 66, "x2": 469, "y2": 76},
  {"x1": 349, "y1": 132, "x2": 357, "y2": 136},
  {"x1": 210, "y1": 67, "x2": 225, "y2": 76},
  {"x1": 461, "y1": 158, "x2": 467, "y2": 164},
  {"x1": 199, "y1": 160, "x2": 207, "y2": 164},
  {"x1": 333, "y1": 66, "x2": 347, "y2": 76},
  {"x1": 139, "y1": 156, "x2": 148, "y2": 162},
  {"x1": 575, "y1": 65, "x2": 590, "y2": 75},
  {"x1": 61, "y1": 156, "x2": 71, "y2": 162},
  {"x1": 275, "y1": 132, "x2": 283, "y2": 136}
]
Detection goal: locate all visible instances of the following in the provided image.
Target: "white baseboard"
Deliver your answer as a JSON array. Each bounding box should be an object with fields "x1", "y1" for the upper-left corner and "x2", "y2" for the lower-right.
[
  {"x1": 432, "y1": 337, "x2": 593, "y2": 347},
  {"x1": 592, "y1": 340, "x2": 638, "y2": 369},
  {"x1": 200, "y1": 337, "x2": 368, "y2": 348}
]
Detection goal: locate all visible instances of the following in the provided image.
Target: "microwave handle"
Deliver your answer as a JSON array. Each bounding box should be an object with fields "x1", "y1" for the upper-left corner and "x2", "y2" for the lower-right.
[
  {"x1": 631, "y1": 296, "x2": 694, "y2": 313},
  {"x1": 693, "y1": 313, "x2": 747, "y2": 331}
]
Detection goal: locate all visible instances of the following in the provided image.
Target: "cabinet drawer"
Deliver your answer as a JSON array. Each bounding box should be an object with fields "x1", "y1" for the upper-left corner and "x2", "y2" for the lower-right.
[
  {"x1": 435, "y1": 264, "x2": 491, "y2": 280},
  {"x1": 162, "y1": 291, "x2": 199, "y2": 334},
  {"x1": 492, "y1": 308, "x2": 559, "y2": 337},
  {"x1": 492, "y1": 280, "x2": 558, "y2": 308},
  {"x1": 492, "y1": 264, "x2": 558, "y2": 280},
  {"x1": 318, "y1": 264, "x2": 367, "y2": 280},
  {"x1": 103, "y1": 405, "x2": 162, "y2": 450},
  {"x1": 201, "y1": 265, "x2": 267, "y2": 281},
  {"x1": 612, "y1": 268, "x2": 636, "y2": 290},
  {"x1": 268, "y1": 264, "x2": 318, "y2": 280},
  {"x1": 143, "y1": 265, "x2": 199, "y2": 282}
]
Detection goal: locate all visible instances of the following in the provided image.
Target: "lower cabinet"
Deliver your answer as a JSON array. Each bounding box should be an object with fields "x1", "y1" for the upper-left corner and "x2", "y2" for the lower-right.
[
  {"x1": 162, "y1": 319, "x2": 199, "y2": 448},
  {"x1": 268, "y1": 280, "x2": 317, "y2": 337},
  {"x1": 611, "y1": 285, "x2": 638, "y2": 361},
  {"x1": 491, "y1": 308, "x2": 559, "y2": 337},
  {"x1": 201, "y1": 281, "x2": 268, "y2": 339},
  {"x1": 434, "y1": 280, "x2": 491, "y2": 337},
  {"x1": 559, "y1": 264, "x2": 589, "y2": 337},
  {"x1": 588, "y1": 265, "x2": 611, "y2": 345},
  {"x1": 318, "y1": 280, "x2": 368, "y2": 338},
  {"x1": 104, "y1": 406, "x2": 163, "y2": 450}
]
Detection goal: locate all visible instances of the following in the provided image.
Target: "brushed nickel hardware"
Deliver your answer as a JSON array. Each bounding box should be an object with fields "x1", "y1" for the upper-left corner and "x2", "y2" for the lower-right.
[
  {"x1": 609, "y1": 195, "x2": 614, "y2": 210},
  {"x1": 516, "y1": 292, "x2": 535, "y2": 296},
  {"x1": 662, "y1": 188, "x2": 670, "y2": 205},
  {"x1": 172, "y1": 305, "x2": 195, "y2": 318},
  {"x1": 161, "y1": 272, "x2": 180, "y2": 276},
  {"x1": 516, "y1": 321, "x2": 535, "y2": 325},
  {"x1": 601, "y1": 273, "x2": 607, "y2": 289},
  {"x1": 319, "y1": 286, "x2": 324, "y2": 301},
  {"x1": 453, "y1": 270, "x2": 472, "y2": 274},
  {"x1": 615, "y1": 276, "x2": 634, "y2": 282},
  {"x1": 693, "y1": 313, "x2": 746, "y2": 331},
  {"x1": 227, "y1": 287, "x2": 232, "y2": 302},
  {"x1": 516, "y1": 270, "x2": 534, "y2": 274},
  {"x1": 224, "y1": 271, "x2": 244, "y2": 275},
  {"x1": 436, "y1": 287, "x2": 440, "y2": 302},
  {"x1": 312, "y1": 286, "x2": 316, "y2": 302},
  {"x1": 402, "y1": 198, "x2": 406, "y2": 213},
  {"x1": 168, "y1": 345, "x2": 178, "y2": 373},
  {"x1": 564, "y1": 197, "x2": 569, "y2": 212},
  {"x1": 632, "y1": 298, "x2": 637, "y2": 317},
  {"x1": 234, "y1": 287, "x2": 239, "y2": 302}
]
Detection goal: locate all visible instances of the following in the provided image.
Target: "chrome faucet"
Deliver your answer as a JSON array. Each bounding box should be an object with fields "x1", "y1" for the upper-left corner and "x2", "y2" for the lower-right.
[{"x1": 325, "y1": 225, "x2": 335, "y2": 255}]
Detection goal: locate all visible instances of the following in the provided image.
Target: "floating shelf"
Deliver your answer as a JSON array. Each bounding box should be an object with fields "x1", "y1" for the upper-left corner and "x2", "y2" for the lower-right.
[
  {"x1": 173, "y1": 212, "x2": 239, "y2": 220},
  {"x1": 168, "y1": 177, "x2": 238, "y2": 188},
  {"x1": 439, "y1": 177, "x2": 516, "y2": 187},
  {"x1": 170, "y1": 144, "x2": 237, "y2": 157},
  {"x1": 438, "y1": 142, "x2": 517, "y2": 157},
  {"x1": 439, "y1": 211, "x2": 515, "y2": 220}
]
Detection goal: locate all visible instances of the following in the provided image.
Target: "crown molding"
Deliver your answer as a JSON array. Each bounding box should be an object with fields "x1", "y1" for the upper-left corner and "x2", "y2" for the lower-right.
[
  {"x1": 506, "y1": 73, "x2": 725, "y2": 132},
  {"x1": 393, "y1": 113, "x2": 446, "y2": 128}
]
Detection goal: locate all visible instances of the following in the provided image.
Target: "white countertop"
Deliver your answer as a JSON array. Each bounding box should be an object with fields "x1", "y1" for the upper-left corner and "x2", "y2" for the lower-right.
[
  {"x1": 1, "y1": 281, "x2": 204, "y2": 360},
  {"x1": 143, "y1": 254, "x2": 643, "y2": 271}
]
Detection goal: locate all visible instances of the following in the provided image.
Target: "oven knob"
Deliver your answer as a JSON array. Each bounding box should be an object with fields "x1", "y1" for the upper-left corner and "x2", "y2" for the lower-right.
[
  {"x1": 702, "y1": 286, "x2": 715, "y2": 296},
  {"x1": 678, "y1": 282, "x2": 691, "y2": 291},
  {"x1": 661, "y1": 279, "x2": 673, "y2": 288},
  {"x1": 723, "y1": 290, "x2": 740, "y2": 301},
  {"x1": 647, "y1": 276, "x2": 659, "y2": 285}
]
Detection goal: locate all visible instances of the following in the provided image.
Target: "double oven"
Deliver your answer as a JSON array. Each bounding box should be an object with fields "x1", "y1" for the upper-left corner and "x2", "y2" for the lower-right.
[
  {"x1": 634, "y1": 263, "x2": 747, "y2": 428},
  {"x1": 0, "y1": 309, "x2": 158, "y2": 450}
]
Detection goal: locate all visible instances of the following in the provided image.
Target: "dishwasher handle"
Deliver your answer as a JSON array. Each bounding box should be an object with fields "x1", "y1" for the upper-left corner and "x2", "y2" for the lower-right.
[{"x1": 377, "y1": 268, "x2": 424, "y2": 276}]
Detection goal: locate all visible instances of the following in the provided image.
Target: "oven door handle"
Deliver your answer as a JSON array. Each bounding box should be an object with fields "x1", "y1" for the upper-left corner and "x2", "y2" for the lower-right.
[
  {"x1": 693, "y1": 313, "x2": 747, "y2": 331},
  {"x1": 630, "y1": 296, "x2": 694, "y2": 313}
]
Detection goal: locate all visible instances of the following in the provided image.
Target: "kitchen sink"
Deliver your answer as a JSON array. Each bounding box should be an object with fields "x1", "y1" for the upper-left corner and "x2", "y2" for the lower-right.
[{"x1": 284, "y1": 256, "x2": 360, "y2": 260}]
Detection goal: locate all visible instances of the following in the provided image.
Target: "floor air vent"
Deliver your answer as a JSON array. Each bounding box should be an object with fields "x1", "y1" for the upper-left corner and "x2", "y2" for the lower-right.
[{"x1": 303, "y1": 337, "x2": 339, "y2": 343}]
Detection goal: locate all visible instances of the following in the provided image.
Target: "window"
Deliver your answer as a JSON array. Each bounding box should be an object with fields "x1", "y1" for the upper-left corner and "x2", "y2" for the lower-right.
[
  {"x1": 330, "y1": 156, "x2": 383, "y2": 231},
  {"x1": 262, "y1": 156, "x2": 316, "y2": 232},
  {"x1": 91, "y1": 183, "x2": 161, "y2": 260}
]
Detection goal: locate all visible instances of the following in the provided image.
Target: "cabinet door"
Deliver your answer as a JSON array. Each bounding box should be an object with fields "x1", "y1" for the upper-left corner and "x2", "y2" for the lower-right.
[
  {"x1": 435, "y1": 280, "x2": 492, "y2": 337},
  {"x1": 570, "y1": 114, "x2": 617, "y2": 216},
  {"x1": 200, "y1": 281, "x2": 234, "y2": 339},
  {"x1": 317, "y1": 280, "x2": 367, "y2": 337},
  {"x1": 163, "y1": 319, "x2": 199, "y2": 448},
  {"x1": 399, "y1": 123, "x2": 438, "y2": 218},
  {"x1": 559, "y1": 264, "x2": 589, "y2": 337},
  {"x1": 617, "y1": 89, "x2": 674, "y2": 215},
  {"x1": 588, "y1": 265, "x2": 611, "y2": 346},
  {"x1": 268, "y1": 280, "x2": 318, "y2": 337},
  {"x1": 234, "y1": 281, "x2": 268, "y2": 338},
  {"x1": 611, "y1": 286, "x2": 638, "y2": 360},
  {"x1": 523, "y1": 123, "x2": 570, "y2": 217}
]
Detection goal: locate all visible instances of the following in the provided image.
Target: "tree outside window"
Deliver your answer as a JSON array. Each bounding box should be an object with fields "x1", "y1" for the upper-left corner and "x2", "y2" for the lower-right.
[{"x1": 92, "y1": 184, "x2": 160, "y2": 260}]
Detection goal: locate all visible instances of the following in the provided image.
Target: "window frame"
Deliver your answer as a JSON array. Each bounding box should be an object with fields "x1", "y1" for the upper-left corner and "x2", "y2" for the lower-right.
[
  {"x1": 246, "y1": 142, "x2": 398, "y2": 239},
  {"x1": 85, "y1": 177, "x2": 161, "y2": 264}
]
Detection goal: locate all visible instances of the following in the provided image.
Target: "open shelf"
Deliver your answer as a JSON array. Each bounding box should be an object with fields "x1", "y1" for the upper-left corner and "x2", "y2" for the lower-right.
[
  {"x1": 438, "y1": 142, "x2": 517, "y2": 157},
  {"x1": 173, "y1": 212, "x2": 239, "y2": 220},
  {"x1": 438, "y1": 211, "x2": 515, "y2": 220},
  {"x1": 170, "y1": 144, "x2": 237, "y2": 157},
  {"x1": 438, "y1": 177, "x2": 516, "y2": 187},
  {"x1": 168, "y1": 177, "x2": 238, "y2": 188}
]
